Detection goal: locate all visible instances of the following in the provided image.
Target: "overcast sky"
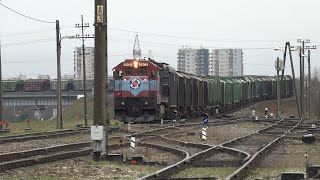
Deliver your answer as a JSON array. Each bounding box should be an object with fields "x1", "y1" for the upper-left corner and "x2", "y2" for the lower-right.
[{"x1": 0, "y1": 0, "x2": 320, "y2": 78}]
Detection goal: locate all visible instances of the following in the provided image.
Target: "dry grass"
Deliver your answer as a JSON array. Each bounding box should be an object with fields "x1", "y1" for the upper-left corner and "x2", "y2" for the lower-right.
[
  {"x1": 247, "y1": 139, "x2": 320, "y2": 179},
  {"x1": 173, "y1": 122, "x2": 267, "y2": 145},
  {"x1": 231, "y1": 98, "x2": 299, "y2": 117},
  {"x1": 259, "y1": 140, "x2": 320, "y2": 168}
]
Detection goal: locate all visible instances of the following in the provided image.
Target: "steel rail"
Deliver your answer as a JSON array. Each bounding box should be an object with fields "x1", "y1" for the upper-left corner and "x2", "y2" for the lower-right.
[
  {"x1": 226, "y1": 119, "x2": 302, "y2": 180},
  {"x1": 139, "y1": 118, "x2": 287, "y2": 179}
]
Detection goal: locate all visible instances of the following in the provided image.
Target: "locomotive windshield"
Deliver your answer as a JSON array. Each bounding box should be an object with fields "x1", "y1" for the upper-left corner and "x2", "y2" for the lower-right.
[{"x1": 124, "y1": 67, "x2": 147, "y2": 76}]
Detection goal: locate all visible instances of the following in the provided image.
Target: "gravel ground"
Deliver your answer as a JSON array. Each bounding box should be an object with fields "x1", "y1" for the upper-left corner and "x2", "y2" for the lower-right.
[
  {"x1": 0, "y1": 133, "x2": 91, "y2": 154},
  {"x1": 110, "y1": 146, "x2": 182, "y2": 166},
  {"x1": 143, "y1": 138, "x2": 209, "y2": 156},
  {"x1": 206, "y1": 152, "x2": 240, "y2": 161},
  {"x1": 171, "y1": 167, "x2": 237, "y2": 179},
  {"x1": 258, "y1": 139, "x2": 320, "y2": 168},
  {"x1": 171, "y1": 122, "x2": 267, "y2": 145},
  {"x1": 119, "y1": 124, "x2": 154, "y2": 134},
  {"x1": 0, "y1": 156, "x2": 162, "y2": 180},
  {"x1": 224, "y1": 134, "x2": 277, "y2": 155},
  {"x1": 246, "y1": 138, "x2": 320, "y2": 179}
]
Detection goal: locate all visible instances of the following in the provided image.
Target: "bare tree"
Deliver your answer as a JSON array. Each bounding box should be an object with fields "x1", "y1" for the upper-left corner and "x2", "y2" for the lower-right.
[{"x1": 311, "y1": 67, "x2": 320, "y2": 119}]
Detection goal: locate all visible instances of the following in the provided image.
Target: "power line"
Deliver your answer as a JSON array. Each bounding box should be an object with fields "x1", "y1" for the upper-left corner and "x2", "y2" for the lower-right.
[
  {"x1": 108, "y1": 38, "x2": 277, "y2": 50},
  {"x1": 0, "y1": 2, "x2": 55, "y2": 24},
  {"x1": 1, "y1": 28, "x2": 55, "y2": 38},
  {"x1": 1, "y1": 25, "x2": 76, "y2": 38},
  {"x1": 110, "y1": 27, "x2": 291, "y2": 43},
  {"x1": 2, "y1": 38, "x2": 55, "y2": 47}
]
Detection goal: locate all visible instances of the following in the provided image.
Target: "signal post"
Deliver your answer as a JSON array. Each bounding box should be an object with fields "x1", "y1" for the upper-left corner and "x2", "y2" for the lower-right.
[{"x1": 275, "y1": 57, "x2": 284, "y2": 117}]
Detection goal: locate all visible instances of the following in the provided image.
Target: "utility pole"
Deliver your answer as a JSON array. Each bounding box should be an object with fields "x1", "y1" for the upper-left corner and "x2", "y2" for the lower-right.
[
  {"x1": 304, "y1": 46, "x2": 317, "y2": 117},
  {"x1": 105, "y1": 3, "x2": 109, "y2": 125},
  {"x1": 308, "y1": 50, "x2": 311, "y2": 118},
  {"x1": 280, "y1": 42, "x2": 301, "y2": 118},
  {"x1": 92, "y1": 0, "x2": 107, "y2": 161},
  {"x1": 296, "y1": 39, "x2": 316, "y2": 119},
  {"x1": 56, "y1": 20, "x2": 63, "y2": 129},
  {"x1": 0, "y1": 41, "x2": 2, "y2": 130},
  {"x1": 299, "y1": 46, "x2": 303, "y2": 119},
  {"x1": 74, "y1": 15, "x2": 93, "y2": 127},
  {"x1": 288, "y1": 43, "x2": 301, "y2": 119}
]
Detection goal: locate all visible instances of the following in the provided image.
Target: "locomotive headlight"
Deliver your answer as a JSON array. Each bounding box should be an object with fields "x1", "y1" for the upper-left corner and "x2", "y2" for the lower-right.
[
  {"x1": 124, "y1": 79, "x2": 127, "y2": 81},
  {"x1": 145, "y1": 101, "x2": 148, "y2": 105},
  {"x1": 133, "y1": 61, "x2": 139, "y2": 68},
  {"x1": 144, "y1": 79, "x2": 147, "y2": 81},
  {"x1": 121, "y1": 102, "x2": 125, "y2": 105}
]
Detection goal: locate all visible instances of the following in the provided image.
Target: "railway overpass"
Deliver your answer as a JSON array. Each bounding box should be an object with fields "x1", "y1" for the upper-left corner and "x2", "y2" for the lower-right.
[
  {"x1": 3, "y1": 91, "x2": 93, "y2": 106},
  {"x1": 2, "y1": 91, "x2": 92, "y2": 121}
]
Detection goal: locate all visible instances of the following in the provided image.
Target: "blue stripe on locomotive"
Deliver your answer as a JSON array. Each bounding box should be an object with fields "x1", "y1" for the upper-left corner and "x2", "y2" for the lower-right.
[{"x1": 114, "y1": 77, "x2": 157, "y2": 96}]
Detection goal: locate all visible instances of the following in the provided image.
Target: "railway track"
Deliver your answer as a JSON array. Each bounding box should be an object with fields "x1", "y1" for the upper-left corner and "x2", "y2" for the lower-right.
[
  {"x1": 0, "y1": 136, "x2": 126, "y2": 173},
  {"x1": 0, "y1": 124, "x2": 189, "y2": 173},
  {"x1": 0, "y1": 117, "x2": 276, "y2": 177},
  {"x1": 0, "y1": 127, "x2": 124, "y2": 144},
  {"x1": 139, "y1": 117, "x2": 303, "y2": 179},
  {"x1": 0, "y1": 129, "x2": 89, "y2": 143}
]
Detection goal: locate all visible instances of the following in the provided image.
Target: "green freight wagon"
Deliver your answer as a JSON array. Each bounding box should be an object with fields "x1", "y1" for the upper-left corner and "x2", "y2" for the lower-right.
[
  {"x1": 50, "y1": 80, "x2": 70, "y2": 91},
  {"x1": 2, "y1": 80, "x2": 18, "y2": 92},
  {"x1": 220, "y1": 78, "x2": 233, "y2": 111}
]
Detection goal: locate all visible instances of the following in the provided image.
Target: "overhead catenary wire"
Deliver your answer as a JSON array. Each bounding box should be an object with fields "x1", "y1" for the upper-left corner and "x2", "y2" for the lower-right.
[{"x1": 0, "y1": 2, "x2": 55, "y2": 24}]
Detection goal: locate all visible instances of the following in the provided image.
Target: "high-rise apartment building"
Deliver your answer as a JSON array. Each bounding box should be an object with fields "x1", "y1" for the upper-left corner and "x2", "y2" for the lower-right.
[
  {"x1": 209, "y1": 49, "x2": 243, "y2": 77},
  {"x1": 177, "y1": 48, "x2": 209, "y2": 76},
  {"x1": 74, "y1": 47, "x2": 94, "y2": 79}
]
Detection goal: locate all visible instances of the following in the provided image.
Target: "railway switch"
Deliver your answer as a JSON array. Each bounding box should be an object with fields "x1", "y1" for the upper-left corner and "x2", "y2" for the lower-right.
[
  {"x1": 302, "y1": 134, "x2": 315, "y2": 144},
  {"x1": 307, "y1": 165, "x2": 320, "y2": 179},
  {"x1": 281, "y1": 172, "x2": 304, "y2": 180}
]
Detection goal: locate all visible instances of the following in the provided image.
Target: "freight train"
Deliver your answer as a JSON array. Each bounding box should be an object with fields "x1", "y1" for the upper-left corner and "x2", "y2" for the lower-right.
[
  {"x1": 2, "y1": 78, "x2": 115, "y2": 92},
  {"x1": 113, "y1": 58, "x2": 294, "y2": 123}
]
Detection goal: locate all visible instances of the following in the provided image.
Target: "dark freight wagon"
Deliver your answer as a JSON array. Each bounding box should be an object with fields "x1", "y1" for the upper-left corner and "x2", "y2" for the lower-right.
[{"x1": 24, "y1": 79, "x2": 51, "y2": 92}]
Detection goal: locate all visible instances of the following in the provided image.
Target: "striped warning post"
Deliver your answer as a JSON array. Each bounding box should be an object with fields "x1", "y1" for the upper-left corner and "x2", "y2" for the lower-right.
[
  {"x1": 130, "y1": 136, "x2": 135, "y2": 151},
  {"x1": 201, "y1": 127, "x2": 207, "y2": 140}
]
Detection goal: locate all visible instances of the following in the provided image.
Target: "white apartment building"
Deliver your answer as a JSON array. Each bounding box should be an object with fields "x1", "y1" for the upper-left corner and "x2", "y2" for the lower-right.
[
  {"x1": 177, "y1": 48, "x2": 209, "y2": 76},
  {"x1": 74, "y1": 47, "x2": 94, "y2": 79},
  {"x1": 209, "y1": 49, "x2": 243, "y2": 77}
]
